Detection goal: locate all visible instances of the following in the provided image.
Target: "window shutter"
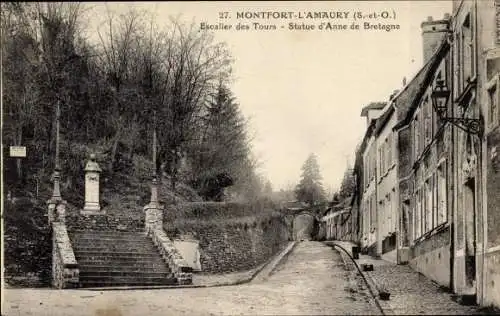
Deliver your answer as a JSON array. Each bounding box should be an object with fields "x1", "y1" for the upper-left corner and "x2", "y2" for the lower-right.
[{"x1": 496, "y1": 0, "x2": 500, "y2": 44}]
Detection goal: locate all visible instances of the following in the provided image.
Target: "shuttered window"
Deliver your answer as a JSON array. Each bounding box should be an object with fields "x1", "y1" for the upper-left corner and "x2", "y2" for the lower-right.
[{"x1": 496, "y1": 0, "x2": 500, "y2": 44}]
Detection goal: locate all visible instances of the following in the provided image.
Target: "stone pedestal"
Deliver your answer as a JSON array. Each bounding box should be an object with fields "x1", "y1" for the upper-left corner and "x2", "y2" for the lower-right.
[
  {"x1": 47, "y1": 198, "x2": 67, "y2": 224},
  {"x1": 82, "y1": 154, "x2": 103, "y2": 215},
  {"x1": 144, "y1": 178, "x2": 163, "y2": 232}
]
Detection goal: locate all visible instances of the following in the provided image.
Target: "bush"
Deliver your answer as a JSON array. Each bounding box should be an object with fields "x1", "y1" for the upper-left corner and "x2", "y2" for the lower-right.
[{"x1": 4, "y1": 199, "x2": 51, "y2": 286}]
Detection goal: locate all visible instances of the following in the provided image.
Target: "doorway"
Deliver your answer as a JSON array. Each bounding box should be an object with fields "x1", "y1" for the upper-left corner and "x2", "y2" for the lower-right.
[{"x1": 463, "y1": 178, "x2": 476, "y2": 295}]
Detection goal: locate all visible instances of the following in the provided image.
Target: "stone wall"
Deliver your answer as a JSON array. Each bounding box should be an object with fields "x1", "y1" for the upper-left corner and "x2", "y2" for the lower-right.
[
  {"x1": 484, "y1": 251, "x2": 500, "y2": 308},
  {"x1": 51, "y1": 222, "x2": 79, "y2": 289},
  {"x1": 166, "y1": 214, "x2": 290, "y2": 273},
  {"x1": 409, "y1": 226, "x2": 451, "y2": 288},
  {"x1": 65, "y1": 206, "x2": 144, "y2": 232},
  {"x1": 149, "y1": 229, "x2": 193, "y2": 284},
  {"x1": 3, "y1": 199, "x2": 51, "y2": 287},
  {"x1": 485, "y1": 116, "x2": 500, "y2": 307}
]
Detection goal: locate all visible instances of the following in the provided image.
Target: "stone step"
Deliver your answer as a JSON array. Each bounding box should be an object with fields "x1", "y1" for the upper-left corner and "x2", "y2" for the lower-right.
[
  {"x1": 79, "y1": 265, "x2": 170, "y2": 273},
  {"x1": 71, "y1": 230, "x2": 146, "y2": 234},
  {"x1": 71, "y1": 235, "x2": 150, "y2": 241},
  {"x1": 72, "y1": 238, "x2": 154, "y2": 244},
  {"x1": 79, "y1": 278, "x2": 177, "y2": 288},
  {"x1": 75, "y1": 254, "x2": 165, "y2": 265},
  {"x1": 70, "y1": 228, "x2": 178, "y2": 287},
  {"x1": 71, "y1": 231, "x2": 148, "y2": 236},
  {"x1": 73, "y1": 245, "x2": 158, "y2": 252},
  {"x1": 79, "y1": 271, "x2": 171, "y2": 277},
  {"x1": 79, "y1": 275, "x2": 175, "y2": 283},
  {"x1": 74, "y1": 251, "x2": 159, "y2": 258}
]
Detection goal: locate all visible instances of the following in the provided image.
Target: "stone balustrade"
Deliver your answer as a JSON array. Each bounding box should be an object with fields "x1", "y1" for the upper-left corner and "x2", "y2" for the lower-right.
[
  {"x1": 52, "y1": 222, "x2": 79, "y2": 289},
  {"x1": 149, "y1": 228, "x2": 193, "y2": 285}
]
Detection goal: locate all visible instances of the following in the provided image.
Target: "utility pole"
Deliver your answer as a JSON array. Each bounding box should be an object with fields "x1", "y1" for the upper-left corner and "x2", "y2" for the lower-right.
[
  {"x1": 151, "y1": 110, "x2": 159, "y2": 206},
  {"x1": 52, "y1": 99, "x2": 62, "y2": 201}
]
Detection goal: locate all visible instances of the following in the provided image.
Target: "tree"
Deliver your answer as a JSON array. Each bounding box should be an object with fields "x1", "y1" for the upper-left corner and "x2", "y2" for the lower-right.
[
  {"x1": 295, "y1": 153, "x2": 326, "y2": 206},
  {"x1": 186, "y1": 81, "x2": 249, "y2": 200},
  {"x1": 155, "y1": 20, "x2": 233, "y2": 200},
  {"x1": 263, "y1": 180, "x2": 273, "y2": 197},
  {"x1": 338, "y1": 167, "x2": 356, "y2": 200}
]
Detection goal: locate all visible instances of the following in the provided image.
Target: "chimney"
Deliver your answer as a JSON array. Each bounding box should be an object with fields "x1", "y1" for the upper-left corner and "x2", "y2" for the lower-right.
[{"x1": 421, "y1": 14, "x2": 451, "y2": 64}]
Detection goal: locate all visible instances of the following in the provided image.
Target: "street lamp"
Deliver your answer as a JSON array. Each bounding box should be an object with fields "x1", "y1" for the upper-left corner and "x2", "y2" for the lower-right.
[
  {"x1": 51, "y1": 99, "x2": 62, "y2": 201},
  {"x1": 150, "y1": 110, "x2": 159, "y2": 206},
  {"x1": 430, "y1": 78, "x2": 483, "y2": 136},
  {"x1": 430, "y1": 79, "x2": 450, "y2": 117}
]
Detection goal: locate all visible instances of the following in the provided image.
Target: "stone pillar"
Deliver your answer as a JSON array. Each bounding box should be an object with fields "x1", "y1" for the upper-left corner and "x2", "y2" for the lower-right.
[
  {"x1": 82, "y1": 154, "x2": 102, "y2": 215},
  {"x1": 48, "y1": 199, "x2": 67, "y2": 224},
  {"x1": 47, "y1": 169, "x2": 64, "y2": 224},
  {"x1": 144, "y1": 177, "x2": 164, "y2": 233}
]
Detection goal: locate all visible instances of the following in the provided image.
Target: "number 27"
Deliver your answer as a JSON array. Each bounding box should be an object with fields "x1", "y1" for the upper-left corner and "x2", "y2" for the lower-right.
[{"x1": 219, "y1": 12, "x2": 229, "y2": 19}]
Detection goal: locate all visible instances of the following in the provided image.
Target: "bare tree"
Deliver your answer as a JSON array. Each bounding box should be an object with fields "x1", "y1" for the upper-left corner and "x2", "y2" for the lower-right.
[
  {"x1": 96, "y1": 8, "x2": 143, "y2": 170},
  {"x1": 156, "y1": 19, "x2": 233, "y2": 201}
]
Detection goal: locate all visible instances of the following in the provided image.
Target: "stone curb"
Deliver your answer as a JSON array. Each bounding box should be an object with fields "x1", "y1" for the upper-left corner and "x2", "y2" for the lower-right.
[
  {"x1": 201, "y1": 241, "x2": 297, "y2": 287},
  {"x1": 326, "y1": 241, "x2": 389, "y2": 315},
  {"x1": 79, "y1": 241, "x2": 297, "y2": 291},
  {"x1": 251, "y1": 241, "x2": 298, "y2": 283}
]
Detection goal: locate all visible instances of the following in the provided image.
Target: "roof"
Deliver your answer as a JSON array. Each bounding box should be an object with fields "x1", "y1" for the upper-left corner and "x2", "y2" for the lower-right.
[
  {"x1": 360, "y1": 102, "x2": 386, "y2": 117},
  {"x1": 357, "y1": 118, "x2": 377, "y2": 156},
  {"x1": 393, "y1": 38, "x2": 451, "y2": 130},
  {"x1": 374, "y1": 105, "x2": 395, "y2": 136}
]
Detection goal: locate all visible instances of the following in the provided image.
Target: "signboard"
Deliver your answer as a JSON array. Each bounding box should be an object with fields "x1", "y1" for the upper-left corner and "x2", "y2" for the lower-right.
[{"x1": 10, "y1": 146, "x2": 26, "y2": 158}]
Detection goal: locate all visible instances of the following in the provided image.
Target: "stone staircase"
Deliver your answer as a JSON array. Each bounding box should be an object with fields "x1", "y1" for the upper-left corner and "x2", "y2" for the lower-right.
[{"x1": 70, "y1": 230, "x2": 177, "y2": 287}]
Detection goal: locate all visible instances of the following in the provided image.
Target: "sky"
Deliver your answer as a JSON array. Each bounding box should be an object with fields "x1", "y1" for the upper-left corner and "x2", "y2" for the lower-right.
[{"x1": 83, "y1": 1, "x2": 452, "y2": 193}]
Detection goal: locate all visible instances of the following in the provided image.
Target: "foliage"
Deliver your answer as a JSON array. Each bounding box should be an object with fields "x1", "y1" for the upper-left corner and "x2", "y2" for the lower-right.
[
  {"x1": 186, "y1": 82, "x2": 250, "y2": 201},
  {"x1": 295, "y1": 153, "x2": 326, "y2": 205},
  {"x1": 338, "y1": 167, "x2": 356, "y2": 200},
  {"x1": 1, "y1": 3, "x2": 263, "y2": 205}
]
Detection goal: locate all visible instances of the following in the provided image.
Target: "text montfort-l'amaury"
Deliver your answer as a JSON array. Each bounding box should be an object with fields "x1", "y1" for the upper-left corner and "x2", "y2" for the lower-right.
[{"x1": 233, "y1": 11, "x2": 351, "y2": 19}]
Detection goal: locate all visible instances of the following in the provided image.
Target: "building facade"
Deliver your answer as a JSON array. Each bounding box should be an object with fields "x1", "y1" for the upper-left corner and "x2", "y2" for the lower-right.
[
  {"x1": 479, "y1": 0, "x2": 500, "y2": 307},
  {"x1": 402, "y1": 36, "x2": 453, "y2": 288},
  {"x1": 374, "y1": 106, "x2": 398, "y2": 262},
  {"x1": 358, "y1": 107, "x2": 384, "y2": 256},
  {"x1": 462, "y1": 0, "x2": 500, "y2": 307},
  {"x1": 332, "y1": 3, "x2": 500, "y2": 308}
]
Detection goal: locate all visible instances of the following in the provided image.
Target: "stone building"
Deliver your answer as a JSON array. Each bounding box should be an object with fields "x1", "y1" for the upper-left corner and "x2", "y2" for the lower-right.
[
  {"x1": 322, "y1": 198, "x2": 354, "y2": 241},
  {"x1": 358, "y1": 108, "x2": 383, "y2": 256},
  {"x1": 478, "y1": 0, "x2": 500, "y2": 308},
  {"x1": 373, "y1": 103, "x2": 399, "y2": 263},
  {"x1": 334, "y1": 4, "x2": 500, "y2": 308},
  {"x1": 453, "y1": 0, "x2": 500, "y2": 307},
  {"x1": 395, "y1": 17, "x2": 453, "y2": 288}
]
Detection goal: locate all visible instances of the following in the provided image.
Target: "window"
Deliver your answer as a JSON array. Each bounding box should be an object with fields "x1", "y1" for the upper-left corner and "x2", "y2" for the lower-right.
[
  {"x1": 457, "y1": 13, "x2": 475, "y2": 94},
  {"x1": 456, "y1": 31, "x2": 463, "y2": 94},
  {"x1": 415, "y1": 190, "x2": 420, "y2": 239},
  {"x1": 420, "y1": 111, "x2": 425, "y2": 154},
  {"x1": 496, "y1": 0, "x2": 500, "y2": 44},
  {"x1": 385, "y1": 136, "x2": 392, "y2": 172},
  {"x1": 387, "y1": 192, "x2": 394, "y2": 234},
  {"x1": 437, "y1": 164, "x2": 448, "y2": 225},
  {"x1": 370, "y1": 195, "x2": 377, "y2": 231},
  {"x1": 414, "y1": 115, "x2": 420, "y2": 159},
  {"x1": 422, "y1": 97, "x2": 432, "y2": 146},
  {"x1": 433, "y1": 173, "x2": 438, "y2": 228},
  {"x1": 487, "y1": 77, "x2": 499, "y2": 129}
]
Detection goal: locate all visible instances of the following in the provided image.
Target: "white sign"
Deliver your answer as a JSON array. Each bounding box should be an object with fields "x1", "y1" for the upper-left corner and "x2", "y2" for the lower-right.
[{"x1": 10, "y1": 146, "x2": 26, "y2": 158}]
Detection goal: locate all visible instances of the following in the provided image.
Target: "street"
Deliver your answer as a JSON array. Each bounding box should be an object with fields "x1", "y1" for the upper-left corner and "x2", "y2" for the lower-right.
[{"x1": 3, "y1": 242, "x2": 380, "y2": 316}]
